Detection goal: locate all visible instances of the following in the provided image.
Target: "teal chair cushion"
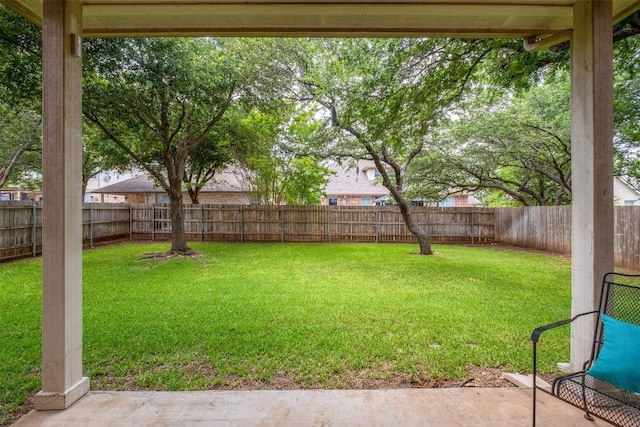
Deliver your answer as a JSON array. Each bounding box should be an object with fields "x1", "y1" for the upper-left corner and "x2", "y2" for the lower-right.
[{"x1": 586, "y1": 314, "x2": 640, "y2": 393}]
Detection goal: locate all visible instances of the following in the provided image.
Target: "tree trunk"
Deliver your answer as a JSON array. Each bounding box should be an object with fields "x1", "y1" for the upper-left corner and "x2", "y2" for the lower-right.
[
  {"x1": 366, "y1": 147, "x2": 433, "y2": 256},
  {"x1": 166, "y1": 153, "x2": 191, "y2": 254},
  {"x1": 186, "y1": 186, "x2": 200, "y2": 204},
  {"x1": 0, "y1": 138, "x2": 32, "y2": 189},
  {"x1": 397, "y1": 199, "x2": 433, "y2": 255},
  {"x1": 81, "y1": 179, "x2": 88, "y2": 202},
  {"x1": 167, "y1": 185, "x2": 191, "y2": 254}
]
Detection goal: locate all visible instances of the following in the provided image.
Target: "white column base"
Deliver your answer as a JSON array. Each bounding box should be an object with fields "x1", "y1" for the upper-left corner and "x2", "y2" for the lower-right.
[{"x1": 33, "y1": 377, "x2": 90, "y2": 410}]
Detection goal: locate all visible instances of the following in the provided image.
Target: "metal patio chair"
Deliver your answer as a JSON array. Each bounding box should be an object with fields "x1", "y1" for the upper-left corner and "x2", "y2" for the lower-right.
[{"x1": 531, "y1": 272, "x2": 640, "y2": 427}]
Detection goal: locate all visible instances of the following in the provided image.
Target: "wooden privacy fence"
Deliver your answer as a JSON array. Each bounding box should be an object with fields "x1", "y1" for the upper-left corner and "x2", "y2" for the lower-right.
[
  {"x1": 493, "y1": 206, "x2": 572, "y2": 254},
  {"x1": 2, "y1": 202, "x2": 640, "y2": 269},
  {"x1": 493, "y1": 206, "x2": 640, "y2": 271},
  {"x1": 0, "y1": 201, "x2": 132, "y2": 262},
  {"x1": 0, "y1": 203, "x2": 493, "y2": 262},
  {"x1": 0, "y1": 201, "x2": 41, "y2": 262},
  {"x1": 130, "y1": 204, "x2": 494, "y2": 244}
]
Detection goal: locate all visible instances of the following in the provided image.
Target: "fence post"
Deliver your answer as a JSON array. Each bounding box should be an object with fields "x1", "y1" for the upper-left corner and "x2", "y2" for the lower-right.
[
  {"x1": 89, "y1": 204, "x2": 94, "y2": 248},
  {"x1": 280, "y1": 205, "x2": 285, "y2": 242},
  {"x1": 32, "y1": 203, "x2": 37, "y2": 257},
  {"x1": 151, "y1": 206, "x2": 155, "y2": 241},
  {"x1": 328, "y1": 206, "x2": 332, "y2": 242},
  {"x1": 375, "y1": 206, "x2": 379, "y2": 243},
  {"x1": 200, "y1": 204, "x2": 204, "y2": 242},
  {"x1": 129, "y1": 205, "x2": 133, "y2": 241},
  {"x1": 471, "y1": 209, "x2": 475, "y2": 245},
  {"x1": 240, "y1": 205, "x2": 244, "y2": 243},
  {"x1": 423, "y1": 209, "x2": 428, "y2": 237}
]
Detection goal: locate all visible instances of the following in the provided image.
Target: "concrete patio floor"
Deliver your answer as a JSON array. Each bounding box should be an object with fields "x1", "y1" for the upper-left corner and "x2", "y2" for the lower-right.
[{"x1": 13, "y1": 388, "x2": 611, "y2": 427}]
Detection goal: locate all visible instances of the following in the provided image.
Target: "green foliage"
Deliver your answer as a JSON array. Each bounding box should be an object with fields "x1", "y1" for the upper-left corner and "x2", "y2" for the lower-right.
[
  {"x1": 409, "y1": 71, "x2": 572, "y2": 206},
  {"x1": 1, "y1": 242, "x2": 573, "y2": 423},
  {"x1": 82, "y1": 121, "x2": 133, "y2": 197},
  {"x1": 83, "y1": 37, "x2": 240, "y2": 186},
  {"x1": 83, "y1": 37, "x2": 267, "y2": 250},
  {"x1": 296, "y1": 38, "x2": 495, "y2": 253},
  {"x1": 0, "y1": 6, "x2": 42, "y2": 190},
  {"x1": 230, "y1": 106, "x2": 331, "y2": 205},
  {"x1": 284, "y1": 157, "x2": 332, "y2": 205},
  {"x1": 0, "y1": 4, "x2": 41, "y2": 106},
  {"x1": 613, "y1": 35, "x2": 640, "y2": 190},
  {"x1": 230, "y1": 107, "x2": 291, "y2": 204},
  {"x1": 481, "y1": 39, "x2": 569, "y2": 91},
  {"x1": 0, "y1": 98, "x2": 41, "y2": 189}
]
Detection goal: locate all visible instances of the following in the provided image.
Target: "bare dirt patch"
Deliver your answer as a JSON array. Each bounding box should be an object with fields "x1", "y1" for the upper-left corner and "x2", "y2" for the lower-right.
[
  {"x1": 138, "y1": 250, "x2": 202, "y2": 261},
  {"x1": 89, "y1": 363, "x2": 515, "y2": 392}
]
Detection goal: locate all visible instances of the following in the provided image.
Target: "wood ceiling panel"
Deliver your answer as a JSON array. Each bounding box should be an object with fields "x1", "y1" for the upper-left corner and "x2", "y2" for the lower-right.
[{"x1": 2, "y1": 0, "x2": 639, "y2": 39}]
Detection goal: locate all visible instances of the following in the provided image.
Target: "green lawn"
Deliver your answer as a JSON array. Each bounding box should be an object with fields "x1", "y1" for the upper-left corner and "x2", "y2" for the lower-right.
[{"x1": 1, "y1": 242, "x2": 572, "y2": 424}]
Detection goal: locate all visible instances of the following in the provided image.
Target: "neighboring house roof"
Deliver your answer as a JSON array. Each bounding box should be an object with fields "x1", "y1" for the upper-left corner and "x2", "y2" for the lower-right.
[
  {"x1": 324, "y1": 161, "x2": 387, "y2": 197},
  {"x1": 94, "y1": 162, "x2": 388, "y2": 197},
  {"x1": 92, "y1": 170, "x2": 245, "y2": 194},
  {"x1": 91, "y1": 174, "x2": 160, "y2": 194},
  {"x1": 93, "y1": 162, "x2": 485, "y2": 206}
]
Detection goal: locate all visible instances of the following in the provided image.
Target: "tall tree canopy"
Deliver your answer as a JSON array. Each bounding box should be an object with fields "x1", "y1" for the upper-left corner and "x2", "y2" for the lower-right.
[
  {"x1": 83, "y1": 38, "x2": 296, "y2": 253},
  {"x1": 0, "y1": 5, "x2": 42, "y2": 190},
  {"x1": 296, "y1": 38, "x2": 492, "y2": 254},
  {"x1": 83, "y1": 38, "x2": 258, "y2": 254},
  {"x1": 409, "y1": 73, "x2": 572, "y2": 206},
  {"x1": 613, "y1": 35, "x2": 640, "y2": 190},
  {"x1": 406, "y1": 23, "x2": 640, "y2": 207}
]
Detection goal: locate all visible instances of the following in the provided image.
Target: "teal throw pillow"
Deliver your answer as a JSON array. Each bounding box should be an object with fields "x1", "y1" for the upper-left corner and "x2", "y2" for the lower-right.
[{"x1": 586, "y1": 314, "x2": 640, "y2": 393}]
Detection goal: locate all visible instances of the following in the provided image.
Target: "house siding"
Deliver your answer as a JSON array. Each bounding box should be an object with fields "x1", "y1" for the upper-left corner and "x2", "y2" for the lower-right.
[{"x1": 322, "y1": 195, "x2": 383, "y2": 206}]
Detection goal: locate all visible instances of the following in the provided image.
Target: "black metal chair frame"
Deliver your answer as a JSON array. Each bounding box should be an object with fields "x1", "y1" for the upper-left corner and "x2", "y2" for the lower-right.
[{"x1": 531, "y1": 272, "x2": 640, "y2": 427}]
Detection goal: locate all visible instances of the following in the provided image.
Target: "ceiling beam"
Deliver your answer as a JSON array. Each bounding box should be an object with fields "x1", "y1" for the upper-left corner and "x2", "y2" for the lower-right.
[{"x1": 2, "y1": 0, "x2": 640, "y2": 39}]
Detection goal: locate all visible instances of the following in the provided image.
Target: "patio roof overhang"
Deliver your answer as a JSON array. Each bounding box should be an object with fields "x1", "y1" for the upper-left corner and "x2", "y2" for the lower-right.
[
  {"x1": 2, "y1": 0, "x2": 637, "y2": 415},
  {"x1": 4, "y1": 0, "x2": 640, "y2": 40}
]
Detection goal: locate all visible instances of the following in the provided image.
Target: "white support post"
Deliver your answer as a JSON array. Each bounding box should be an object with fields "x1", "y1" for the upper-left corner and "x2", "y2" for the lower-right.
[
  {"x1": 34, "y1": 0, "x2": 89, "y2": 410},
  {"x1": 568, "y1": 0, "x2": 614, "y2": 371}
]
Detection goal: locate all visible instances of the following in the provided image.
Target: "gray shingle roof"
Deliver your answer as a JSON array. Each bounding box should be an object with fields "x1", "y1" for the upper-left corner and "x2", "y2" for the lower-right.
[
  {"x1": 92, "y1": 161, "x2": 389, "y2": 197},
  {"x1": 324, "y1": 161, "x2": 388, "y2": 197},
  {"x1": 92, "y1": 170, "x2": 244, "y2": 194}
]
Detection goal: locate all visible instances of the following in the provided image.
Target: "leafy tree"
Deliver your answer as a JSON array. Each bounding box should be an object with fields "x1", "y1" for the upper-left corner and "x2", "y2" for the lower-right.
[
  {"x1": 230, "y1": 107, "x2": 331, "y2": 205},
  {"x1": 83, "y1": 38, "x2": 245, "y2": 254},
  {"x1": 0, "y1": 5, "x2": 42, "y2": 190},
  {"x1": 83, "y1": 38, "x2": 294, "y2": 252},
  {"x1": 284, "y1": 157, "x2": 331, "y2": 205},
  {"x1": 297, "y1": 38, "x2": 491, "y2": 254},
  {"x1": 0, "y1": 4, "x2": 41, "y2": 104},
  {"x1": 183, "y1": 126, "x2": 232, "y2": 204},
  {"x1": 409, "y1": 73, "x2": 572, "y2": 207},
  {"x1": 0, "y1": 95, "x2": 41, "y2": 189}
]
